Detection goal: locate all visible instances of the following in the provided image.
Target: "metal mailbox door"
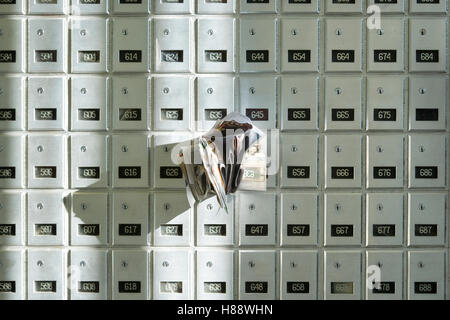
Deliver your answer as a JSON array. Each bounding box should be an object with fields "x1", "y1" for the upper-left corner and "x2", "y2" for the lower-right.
[
  {"x1": 153, "y1": 249, "x2": 192, "y2": 300},
  {"x1": 196, "y1": 250, "x2": 234, "y2": 300},
  {"x1": 70, "y1": 76, "x2": 109, "y2": 131},
  {"x1": 280, "y1": 134, "x2": 318, "y2": 188},
  {"x1": 154, "y1": 18, "x2": 192, "y2": 73},
  {"x1": 153, "y1": 192, "x2": 192, "y2": 246},
  {"x1": 324, "y1": 250, "x2": 361, "y2": 300},
  {"x1": 28, "y1": 134, "x2": 66, "y2": 189},
  {"x1": 112, "y1": 0, "x2": 149, "y2": 13},
  {"x1": 112, "y1": 134, "x2": 149, "y2": 188},
  {"x1": 28, "y1": 77, "x2": 67, "y2": 131},
  {"x1": 112, "y1": 17, "x2": 149, "y2": 73},
  {"x1": 71, "y1": 192, "x2": 108, "y2": 246},
  {"x1": 70, "y1": 249, "x2": 108, "y2": 300},
  {"x1": 72, "y1": 0, "x2": 109, "y2": 15},
  {"x1": 280, "y1": 193, "x2": 318, "y2": 246},
  {"x1": 324, "y1": 134, "x2": 362, "y2": 188},
  {"x1": 197, "y1": 18, "x2": 235, "y2": 73},
  {"x1": 28, "y1": 191, "x2": 66, "y2": 246},
  {"x1": 70, "y1": 134, "x2": 108, "y2": 189},
  {"x1": 112, "y1": 192, "x2": 149, "y2": 246},
  {"x1": 197, "y1": 0, "x2": 235, "y2": 13},
  {"x1": 29, "y1": 0, "x2": 66, "y2": 14},
  {"x1": 240, "y1": 18, "x2": 277, "y2": 73},
  {"x1": 280, "y1": 250, "x2": 318, "y2": 300},
  {"x1": 0, "y1": 0, "x2": 25, "y2": 14},
  {"x1": 280, "y1": 18, "x2": 319, "y2": 72},
  {"x1": 0, "y1": 18, "x2": 25, "y2": 73},
  {"x1": 280, "y1": 76, "x2": 319, "y2": 131},
  {"x1": 0, "y1": 192, "x2": 24, "y2": 246},
  {"x1": 0, "y1": 76, "x2": 25, "y2": 131},
  {"x1": 28, "y1": 249, "x2": 66, "y2": 300},
  {"x1": 407, "y1": 193, "x2": 446, "y2": 246},
  {"x1": 366, "y1": 251, "x2": 404, "y2": 300},
  {"x1": 0, "y1": 249, "x2": 25, "y2": 300},
  {"x1": 239, "y1": 250, "x2": 276, "y2": 300},
  {"x1": 240, "y1": 0, "x2": 277, "y2": 13},
  {"x1": 71, "y1": 18, "x2": 108, "y2": 73},
  {"x1": 112, "y1": 249, "x2": 149, "y2": 300},
  {"x1": 0, "y1": 135, "x2": 24, "y2": 188},
  {"x1": 366, "y1": 193, "x2": 404, "y2": 246},
  {"x1": 280, "y1": 0, "x2": 319, "y2": 13},
  {"x1": 28, "y1": 18, "x2": 66, "y2": 73},
  {"x1": 112, "y1": 76, "x2": 149, "y2": 131}
]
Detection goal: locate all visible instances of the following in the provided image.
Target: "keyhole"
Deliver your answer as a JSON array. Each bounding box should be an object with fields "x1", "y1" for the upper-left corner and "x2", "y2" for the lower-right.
[
  {"x1": 377, "y1": 29, "x2": 384, "y2": 36},
  {"x1": 419, "y1": 28, "x2": 426, "y2": 36},
  {"x1": 377, "y1": 203, "x2": 383, "y2": 212},
  {"x1": 335, "y1": 145, "x2": 342, "y2": 153},
  {"x1": 164, "y1": 203, "x2": 171, "y2": 211},
  {"x1": 37, "y1": 203, "x2": 44, "y2": 210},
  {"x1": 291, "y1": 29, "x2": 297, "y2": 36},
  {"x1": 377, "y1": 262, "x2": 383, "y2": 268},
  {"x1": 418, "y1": 88, "x2": 426, "y2": 95},
  {"x1": 249, "y1": 28, "x2": 255, "y2": 36},
  {"x1": 376, "y1": 146, "x2": 383, "y2": 153},
  {"x1": 207, "y1": 204, "x2": 213, "y2": 210},
  {"x1": 291, "y1": 145, "x2": 298, "y2": 152},
  {"x1": 207, "y1": 29, "x2": 214, "y2": 36},
  {"x1": 122, "y1": 261, "x2": 128, "y2": 268},
  {"x1": 248, "y1": 261, "x2": 255, "y2": 268},
  {"x1": 418, "y1": 262, "x2": 424, "y2": 268},
  {"x1": 377, "y1": 87, "x2": 384, "y2": 94},
  {"x1": 207, "y1": 88, "x2": 214, "y2": 94},
  {"x1": 249, "y1": 204, "x2": 255, "y2": 211},
  {"x1": 122, "y1": 87, "x2": 128, "y2": 95},
  {"x1": 335, "y1": 28, "x2": 342, "y2": 36},
  {"x1": 291, "y1": 204, "x2": 298, "y2": 211},
  {"x1": 206, "y1": 261, "x2": 213, "y2": 268},
  {"x1": 418, "y1": 203, "x2": 425, "y2": 211},
  {"x1": 162, "y1": 261, "x2": 169, "y2": 267},
  {"x1": 418, "y1": 145, "x2": 425, "y2": 153},
  {"x1": 37, "y1": 145, "x2": 44, "y2": 152},
  {"x1": 291, "y1": 87, "x2": 298, "y2": 95},
  {"x1": 121, "y1": 145, "x2": 128, "y2": 152},
  {"x1": 249, "y1": 87, "x2": 255, "y2": 94},
  {"x1": 80, "y1": 88, "x2": 87, "y2": 95},
  {"x1": 37, "y1": 260, "x2": 44, "y2": 267},
  {"x1": 334, "y1": 262, "x2": 340, "y2": 269},
  {"x1": 81, "y1": 203, "x2": 87, "y2": 210},
  {"x1": 163, "y1": 87, "x2": 170, "y2": 94},
  {"x1": 122, "y1": 203, "x2": 128, "y2": 210},
  {"x1": 121, "y1": 29, "x2": 128, "y2": 36},
  {"x1": 290, "y1": 261, "x2": 296, "y2": 268},
  {"x1": 80, "y1": 146, "x2": 87, "y2": 152},
  {"x1": 37, "y1": 87, "x2": 44, "y2": 94},
  {"x1": 80, "y1": 29, "x2": 86, "y2": 36},
  {"x1": 335, "y1": 203, "x2": 342, "y2": 212}
]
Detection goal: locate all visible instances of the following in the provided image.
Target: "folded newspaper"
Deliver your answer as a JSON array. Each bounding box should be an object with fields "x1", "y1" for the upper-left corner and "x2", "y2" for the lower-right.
[{"x1": 179, "y1": 112, "x2": 266, "y2": 212}]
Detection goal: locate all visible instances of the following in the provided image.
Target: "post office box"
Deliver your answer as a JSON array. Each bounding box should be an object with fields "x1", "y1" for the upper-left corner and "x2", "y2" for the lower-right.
[
  {"x1": 367, "y1": 0, "x2": 405, "y2": 13},
  {"x1": 324, "y1": 250, "x2": 361, "y2": 300},
  {"x1": 197, "y1": 250, "x2": 234, "y2": 300},
  {"x1": 280, "y1": 18, "x2": 319, "y2": 72},
  {"x1": 28, "y1": 191, "x2": 66, "y2": 246},
  {"x1": 112, "y1": 134, "x2": 149, "y2": 188},
  {"x1": 71, "y1": 18, "x2": 108, "y2": 73},
  {"x1": 238, "y1": 192, "x2": 276, "y2": 246},
  {"x1": 0, "y1": 18, "x2": 25, "y2": 73},
  {"x1": 153, "y1": 76, "x2": 192, "y2": 131},
  {"x1": 325, "y1": 193, "x2": 362, "y2": 246},
  {"x1": 153, "y1": 249, "x2": 192, "y2": 300},
  {"x1": 154, "y1": 0, "x2": 192, "y2": 13},
  {"x1": 408, "y1": 76, "x2": 447, "y2": 131},
  {"x1": 366, "y1": 135, "x2": 404, "y2": 188},
  {"x1": 112, "y1": 76, "x2": 149, "y2": 131},
  {"x1": 28, "y1": 134, "x2": 66, "y2": 189},
  {"x1": 28, "y1": 18, "x2": 66, "y2": 73},
  {"x1": 410, "y1": 0, "x2": 448, "y2": 13},
  {"x1": 280, "y1": 76, "x2": 319, "y2": 131},
  {"x1": 325, "y1": 0, "x2": 363, "y2": 12},
  {"x1": 0, "y1": 250, "x2": 25, "y2": 300},
  {"x1": 71, "y1": 192, "x2": 108, "y2": 246},
  {"x1": 0, "y1": 0, "x2": 25, "y2": 14},
  {"x1": 325, "y1": 77, "x2": 362, "y2": 131},
  {"x1": 367, "y1": 18, "x2": 405, "y2": 72},
  {"x1": 29, "y1": 0, "x2": 66, "y2": 13},
  {"x1": 240, "y1": 18, "x2": 277, "y2": 72},
  {"x1": 281, "y1": 0, "x2": 319, "y2": 12},
  {"x1": 28, "y1": 77, "x2": 67, "y2": 131},
  {"x1": 366, "y1": 251, "x2": 404, "y2": 300},
  {"x1": 196, "y1": 76, "x2": 235, "y2": 131},
  {"x1": 280, "y1": 193, "x2": 318, "y2": 246},
  {"x1": 154, "y1": 18, "x2": 192, "y2": 73},
  {"x1": 325, "y1": 18, "x2": 362, "y2": 72},
  {"x1": 407, "y1": 193, "x2": 446, "y2": 246},
  {"x1": 280, "y1": 134, "x2": 318, "y2": 188},
  {"x1": 70, "y1": 134, "x2": 108, "y2": 188},
  {"x1": 71, "y1": 0, "x2": 109, "y2": 14},
  {"x1": 197, "y1": 0, "x2": 235, "y2": 13},
  {"x1": 153, "y1": 134, "x2": 190, "y2": 189},
  {"x1": 0, "y1": 76, "x2": 25, "y2": 131},
  {"x1": 366, "y1": 193, "x2": 404, "y2": 246},
  {"x1": 154, "y1": 192, "x2": 192, "y2": 246},
  {"x1": 408, "y1": 250, "x2": 446, "y2": 299},
  {"x1": 239, "y1": 251, "x2": 276, "y2": 300},
  {"x1": 366, "y1": 76, "x2": 405, "y2": 131},
  {"x1": 70, "y1": 76, "x2": 109, "y2": 131},
  {"x1": 408, "y1": 134, "x2": 446, "y2": 188},
  {"x1": 112, "y1": 192, "x2": 149, "y2": 246},
  {"x1": 240, "y1": 0, "x2": 277, "y2": 13},
  {"x1": 239, "y1": 76, "x2": 277, "y2": 130},
  {"x1": 112, "y1": 17, "x2": 149, "y2": 72},
  {"x1": 112, "y1": 249, "x2": 149, "y2": 300},
  {"x1": 0, "y1": 192, "x2": 24, "y2": 246},
  {"x1": 409, "y1": 18, "x2": 447, "y2": 72},
  {"x1": 70, "y1": 249, "x2": 108, "y2": 300},
  {"x1": 197, "y1": 18, "x2": 235, "y2": 73},
  {"x1": 324, "y1": 135, "x2": 362, "y2": 188},
  {"x1": 196, "y1": 196, "x2": 234, "y2": 246},
  {"x1": 0, "y1": 135, "x2": 24, "y2": 188},
  {"x1": 28, "y1": 249, "x2": 66, "y2": 300},
  {"x1": 112, "y1": 0, "x2": 149, "y2": 13},
  {"x1": 280, "y1": 251, "x2": 317, "y2": 300}
]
